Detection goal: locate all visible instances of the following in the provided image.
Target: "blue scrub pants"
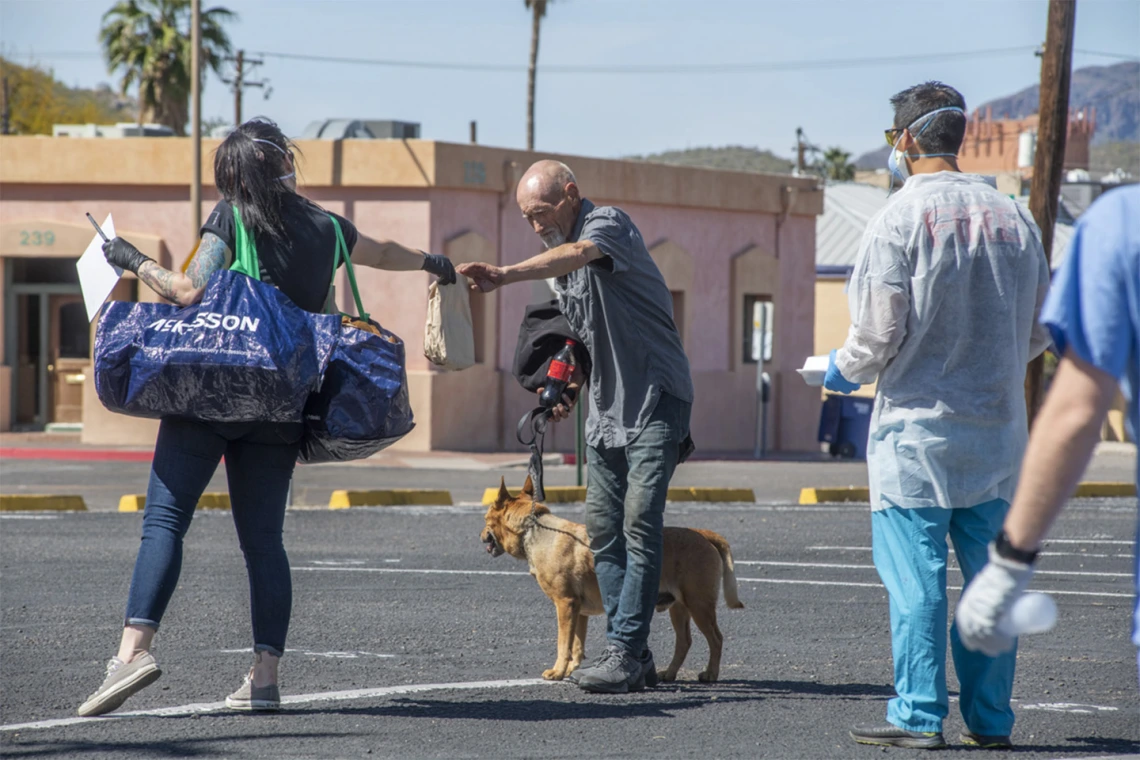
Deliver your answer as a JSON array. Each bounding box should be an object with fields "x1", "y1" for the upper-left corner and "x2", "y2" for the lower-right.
[{"x1": 871, "y1": 500, "x2": 1017, "y2": 736}]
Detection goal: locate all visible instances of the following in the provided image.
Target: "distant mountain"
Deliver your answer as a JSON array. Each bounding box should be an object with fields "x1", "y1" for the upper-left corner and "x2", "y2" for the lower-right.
[
  {"x1": 980, "y1": 61, "x2": 1138, "y2": 144},
  {"x1": 855, "y1": 61, "x2": 1139, "y2": 168},
  {"x1": 626, "y1": 145, "x2": 794, "y2": 175}
]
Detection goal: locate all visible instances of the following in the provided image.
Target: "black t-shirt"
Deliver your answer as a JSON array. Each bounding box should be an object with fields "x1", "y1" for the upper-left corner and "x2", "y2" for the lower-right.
[{"x1": 201, "y1": 195, "x2": 359, "y2": 313}]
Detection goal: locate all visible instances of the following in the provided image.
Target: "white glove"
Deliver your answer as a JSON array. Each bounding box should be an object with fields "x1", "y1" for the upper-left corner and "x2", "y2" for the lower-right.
[{"x1": 955, "y1": 542, "x2": 1035, "y2": 657}]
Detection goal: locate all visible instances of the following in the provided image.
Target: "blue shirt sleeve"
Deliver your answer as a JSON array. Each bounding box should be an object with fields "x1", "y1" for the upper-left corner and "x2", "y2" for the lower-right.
[
  {"x1": 1040, "y1": 191, "x2": 1136, "y2": 381},
  {"x1": 579, "y1": 207, "x2": 634, "y2": 274}
]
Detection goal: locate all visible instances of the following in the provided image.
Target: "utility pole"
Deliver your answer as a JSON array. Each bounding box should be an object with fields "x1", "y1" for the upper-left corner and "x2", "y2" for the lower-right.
[
  {"x1": 469, "y1": 120, "x2": 477, "y2": 144},
  {"x1": 190, "y1": 0, "x2": 202, "y2": 239},
  {"x1": 796, "y1": 127, "x2": 806, "y2": 174},
  {"x1": 1, "y1": 76, "x2": 10, "y2": 135},
  {"x1": 222, "y1": 50, "x2": 267, "y2": 127},
  {"x1": 1026, "y1": 0, "x2": 1077, "y2": 424}
]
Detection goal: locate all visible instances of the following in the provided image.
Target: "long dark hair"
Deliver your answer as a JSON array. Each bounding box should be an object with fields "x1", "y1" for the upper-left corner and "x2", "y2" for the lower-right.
[{"x1": 213, "y1": 118, "x2": 299, "y2": 242}]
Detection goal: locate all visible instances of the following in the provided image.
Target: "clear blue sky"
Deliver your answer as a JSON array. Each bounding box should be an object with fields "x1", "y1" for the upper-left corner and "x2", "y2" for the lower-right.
[{"x1": 1, "y1": 0, "x2": 1137, "y2": 161}]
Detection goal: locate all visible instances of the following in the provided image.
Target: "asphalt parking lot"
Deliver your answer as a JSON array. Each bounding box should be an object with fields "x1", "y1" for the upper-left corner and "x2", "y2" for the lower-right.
[{"x1": 1, "y1": 487, "x2": 1136, "y2": 759}]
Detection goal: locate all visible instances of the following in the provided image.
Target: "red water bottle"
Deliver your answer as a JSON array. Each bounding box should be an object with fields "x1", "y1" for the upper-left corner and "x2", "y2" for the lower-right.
[{"x1": 540, "y1": 340, "x2": 577, "y2": 409}]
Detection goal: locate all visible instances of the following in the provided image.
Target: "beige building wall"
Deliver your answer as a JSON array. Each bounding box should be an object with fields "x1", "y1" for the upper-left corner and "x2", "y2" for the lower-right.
[
  {"x1": 0, "y1": 136, "x2": 823, "y2": 453},
  {"x1": 814, "y1": 277, "x2": 876, "y2": 399}
]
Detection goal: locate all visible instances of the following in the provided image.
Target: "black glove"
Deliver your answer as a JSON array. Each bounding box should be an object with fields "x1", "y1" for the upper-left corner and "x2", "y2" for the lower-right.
[
  {"x1": 421, "y1": 253, "x2": 457, "y2": 286},
  {"x1": 103, "y1": 237, "x2": 153, "y2": 274}
]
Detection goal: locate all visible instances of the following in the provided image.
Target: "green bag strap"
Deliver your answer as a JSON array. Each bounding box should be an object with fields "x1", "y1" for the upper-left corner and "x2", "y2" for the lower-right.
[
  {"x1": 328, "y1": 215, "x2": 369, "y2": 323},
  {"x1": 229, "y1": 206, "x2": 261, "y2": 280}
]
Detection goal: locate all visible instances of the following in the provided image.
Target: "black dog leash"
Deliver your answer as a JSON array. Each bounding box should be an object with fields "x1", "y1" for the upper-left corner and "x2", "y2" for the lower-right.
[{"x1": 516, "y1": 406, "x2": 551, "y2": 503}]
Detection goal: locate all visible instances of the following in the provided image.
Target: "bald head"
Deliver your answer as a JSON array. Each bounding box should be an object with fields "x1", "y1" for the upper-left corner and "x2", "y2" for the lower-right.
[
  {"x1": 516, "y1": 160, "x2": 582, "y2": 249},
  {"x1": 517, "y1": 160, "x2": 578, "y2": 205}
]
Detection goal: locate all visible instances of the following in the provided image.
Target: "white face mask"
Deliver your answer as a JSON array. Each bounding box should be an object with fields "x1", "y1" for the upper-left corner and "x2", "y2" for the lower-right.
[{"x1": 253, "y1": 138, "x2": 295, "y2": 182}]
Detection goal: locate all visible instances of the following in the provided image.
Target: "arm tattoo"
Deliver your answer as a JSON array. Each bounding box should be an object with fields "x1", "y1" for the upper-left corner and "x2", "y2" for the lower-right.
[
  {"x1": 137, "y1": 260, "x2": 180, "y2": 303},
  {"x1": 187, "y1": 232, "x2": 231, "y2": 288}
]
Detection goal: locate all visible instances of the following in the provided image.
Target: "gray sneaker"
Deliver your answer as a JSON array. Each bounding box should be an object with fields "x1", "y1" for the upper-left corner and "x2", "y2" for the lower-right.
[
  {"x1": 577, "y1": 644, "x2": 646, "y2": 694},
  {"x1": 77, "y1": 653, "x2": 162, "y2": 717},
  {"x1": 567, "y1": 649, "x2": 617, "y2": 685},
  {"x1": 225, "y1": 671, "x2": 281, "y2": 711},
  {"x1": 640, "y1": 648, "x2": 659, "y2": 688}
]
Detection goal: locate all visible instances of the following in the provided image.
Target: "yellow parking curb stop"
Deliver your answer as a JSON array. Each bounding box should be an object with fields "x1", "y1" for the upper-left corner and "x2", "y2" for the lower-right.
[
  {"x1": 482, "y1": 486, "x2": 755, "y2": 506},
  {"x1": 0, "y1": 495, "x2": 87, "y2": 512},
  {"x1": 799, "y1": 487, "x2": 870, "y2": 504},
  {"x1": 1073, "y1": 482, "x2": 1136, "y2": 498},
  {"x1": 118, "y1": 493, "x2": 231, "y2": 512},
  {"x1": 329, "y1": 489, "x2": 453, "y2": 509}
]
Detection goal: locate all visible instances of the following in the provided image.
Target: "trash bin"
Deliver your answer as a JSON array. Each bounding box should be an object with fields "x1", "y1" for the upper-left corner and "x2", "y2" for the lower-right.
[{"x1": 818, "y1": 394, "x2": 873, "y2": 459}]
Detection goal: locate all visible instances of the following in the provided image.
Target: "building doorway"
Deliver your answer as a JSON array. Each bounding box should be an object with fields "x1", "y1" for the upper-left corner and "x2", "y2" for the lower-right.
[{"x1": 4, "y1": 258, "x2": 89, "y2": 429}]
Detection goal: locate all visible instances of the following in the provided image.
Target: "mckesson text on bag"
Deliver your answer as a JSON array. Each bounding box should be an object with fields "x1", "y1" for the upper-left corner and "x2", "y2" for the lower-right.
[
  {"x1": 95, "y1": 268, "x2": 338, "y2": 423},
  {"x1": 424, "y1": 278, "x2": 475, "y2": 371}
]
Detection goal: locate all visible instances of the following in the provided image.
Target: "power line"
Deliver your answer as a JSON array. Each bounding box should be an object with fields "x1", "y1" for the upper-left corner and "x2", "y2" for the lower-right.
[
  {"x1": 251, "y1": 46, "x2": 1041, "y2": 74},
  {"x1": 3, "y1": 46, "x2": 1136, "y2": 74}
]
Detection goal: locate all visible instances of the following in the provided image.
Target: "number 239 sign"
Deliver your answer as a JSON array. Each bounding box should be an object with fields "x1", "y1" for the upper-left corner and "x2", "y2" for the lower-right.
[{"x1": 19, "y1": 229, "x2": 55, "y2": 246}]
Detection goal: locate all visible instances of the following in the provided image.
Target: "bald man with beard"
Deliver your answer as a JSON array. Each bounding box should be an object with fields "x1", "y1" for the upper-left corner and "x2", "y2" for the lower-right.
[{"x1": 459, "y1": 160, "x2": 694, "y2": 694}]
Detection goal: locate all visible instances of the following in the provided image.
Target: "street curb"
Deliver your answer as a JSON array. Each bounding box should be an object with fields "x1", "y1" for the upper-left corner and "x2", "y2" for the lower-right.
[
  {"x1": 1073, "y1": 482, "x2": 1136, "y2": 498},
  {"x1": 118, "y1": 494, "x2": 232, "y2": 512},
  {"x1": 0, "y1": 495, "x2": 87, "y2": 512},
  {"x1": 0, "y1": 447, "x2": 153, "y2": 462},
  {"x1": 481, "y1": 486, "x2": 756, "y2": 506},
  {"x1": 329, "y1": 489, "x2": 453, "y2": 509},
  {"x1": 799, "y1": 481, "x2": 1137, "y2": 504}
]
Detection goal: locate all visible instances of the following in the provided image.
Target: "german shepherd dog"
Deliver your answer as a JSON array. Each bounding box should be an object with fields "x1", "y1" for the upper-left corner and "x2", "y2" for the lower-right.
[{"x1": 481, "y1": 476, "x2": 744, "y2": 682}]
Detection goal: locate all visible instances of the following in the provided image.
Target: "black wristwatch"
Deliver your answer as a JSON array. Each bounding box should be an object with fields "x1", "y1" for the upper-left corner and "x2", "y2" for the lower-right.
[{"x1": 994, "y1": 529, "x2": 1039, "y2": 565}]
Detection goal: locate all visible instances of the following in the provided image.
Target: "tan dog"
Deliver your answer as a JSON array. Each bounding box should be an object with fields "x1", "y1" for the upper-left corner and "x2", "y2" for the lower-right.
[{"x1": 481, "y1": 476, "x2": 744, "y2": 683}]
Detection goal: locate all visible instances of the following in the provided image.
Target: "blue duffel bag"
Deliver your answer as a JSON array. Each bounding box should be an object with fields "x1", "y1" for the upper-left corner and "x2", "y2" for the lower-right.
[
  {"x1": 298, "y1": 220, "x2": 415, "y2": 463},
  {"x1": 94, "y1": 222, "x2": 339, "y2": 423}
]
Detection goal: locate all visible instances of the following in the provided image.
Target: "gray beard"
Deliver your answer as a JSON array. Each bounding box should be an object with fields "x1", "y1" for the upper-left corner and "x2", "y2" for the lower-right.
[{"x1": 540, "y1": 230, "x2": 567, "y2": 250}]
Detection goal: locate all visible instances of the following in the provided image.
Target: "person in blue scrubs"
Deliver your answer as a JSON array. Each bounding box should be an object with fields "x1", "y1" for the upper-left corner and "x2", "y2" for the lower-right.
[
  {"x1": 826, "y1": 82, "x2": 1052, "y2": 750},
  {"x1": 957, "y1": 185, "x2": 1140, "y2": 687}
]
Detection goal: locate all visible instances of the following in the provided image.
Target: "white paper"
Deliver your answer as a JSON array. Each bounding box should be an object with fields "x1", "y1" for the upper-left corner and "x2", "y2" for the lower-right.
[
  {"x1": 796, "y1": 354, "x2": 830, "y2": 387},
  {"x1": 76, "y1": 214, "x2": 120, "y2": 322}
]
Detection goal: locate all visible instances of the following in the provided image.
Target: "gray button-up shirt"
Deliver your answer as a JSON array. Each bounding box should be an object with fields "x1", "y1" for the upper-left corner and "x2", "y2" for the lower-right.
[{"x1": 554, "y1": 199, "x2": 694, "y2": 448}]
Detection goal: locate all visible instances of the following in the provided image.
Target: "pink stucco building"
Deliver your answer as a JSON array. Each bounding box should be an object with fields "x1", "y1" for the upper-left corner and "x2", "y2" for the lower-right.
[{"x1": 0, "y1": 136, "x2": 823, "y2": 454}]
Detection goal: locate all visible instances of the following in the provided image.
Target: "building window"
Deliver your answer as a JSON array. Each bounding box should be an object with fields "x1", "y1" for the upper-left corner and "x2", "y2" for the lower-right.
[
  {"x1": 670, "y1": 290, "x2": 685, "y2": 345},
  {"x1": 742, "y1": 295, "x2": 773, "y2": 365}
]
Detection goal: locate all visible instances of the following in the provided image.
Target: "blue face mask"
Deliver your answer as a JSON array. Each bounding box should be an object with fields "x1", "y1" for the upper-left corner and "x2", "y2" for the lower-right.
[{"x1": 887, "y1": 106, "x2": 966, "y2": 183}]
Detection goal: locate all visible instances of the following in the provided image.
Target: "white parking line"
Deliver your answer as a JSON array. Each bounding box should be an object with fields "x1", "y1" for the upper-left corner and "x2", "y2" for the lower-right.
[
  {"x1": 0, "y1": 514, "x2": 61, "y2": 520},
  {"x1": 1020, "y1": 702, "x2": 1120, "y2": 714},
  {"x1": 294, "y1": 564, "x2": 1134, "y2": 599},
  {"x1": 734, "y1": 577, "x2": 1131, "y2": 598},
  {"x1": 806, "y1": 545, "x2": 1131, "y2": 559},
  {"x1": 735, "y1": 560, "x2": 1132, "y2": 578},
  {"x1": 219, "y1": 648, "x2": 396, "y2": 659},
  {"x1": 0, "y1": 678, "x2": 553, "y2": 733},
  {"x1": 296, "y1": 567, "x2": 529, "y2": 577}
]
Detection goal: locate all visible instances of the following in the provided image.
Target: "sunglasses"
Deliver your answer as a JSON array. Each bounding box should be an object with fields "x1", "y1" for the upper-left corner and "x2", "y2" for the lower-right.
[
  {"x1": 884, "y1": 128, "x2": 906, "y2": 147},
  {"x1": 884, "y1": 128, "x2": 912, "y2": 148}
]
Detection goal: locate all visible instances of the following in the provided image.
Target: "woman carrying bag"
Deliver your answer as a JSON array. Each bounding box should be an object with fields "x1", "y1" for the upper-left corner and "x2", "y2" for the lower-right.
[{"x1": 79, "y1": 118, "x2": 455, "y2": 717}]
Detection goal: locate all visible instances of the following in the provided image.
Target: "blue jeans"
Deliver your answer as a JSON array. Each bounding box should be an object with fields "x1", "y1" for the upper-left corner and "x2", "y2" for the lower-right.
[
  {"x1": 871, "y1": 500, "x2": 1017, "y2": 736},
  {"x1": 585, "y1": 392, "x2": 691, "y2": 655},
  {"x1": 124, "y1": 417, "x2": 300, "y2": 657}
]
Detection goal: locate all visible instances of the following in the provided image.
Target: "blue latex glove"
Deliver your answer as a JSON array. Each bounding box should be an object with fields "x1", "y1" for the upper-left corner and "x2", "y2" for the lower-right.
[{"x1": 824, "y1": 349, "x2": 861, "y2": 394}]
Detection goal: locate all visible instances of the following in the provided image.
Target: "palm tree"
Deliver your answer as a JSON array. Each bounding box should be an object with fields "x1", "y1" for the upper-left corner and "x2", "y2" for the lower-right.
[
  {"x1": 822, "y1": 147, "x2": 855, "y2": 181},
  {"x1": 524, "y1": 0, "x2": 552, "y2": 151},
  {"x1": 100, "y1": 0, "x2": 235, "y2": 136}
]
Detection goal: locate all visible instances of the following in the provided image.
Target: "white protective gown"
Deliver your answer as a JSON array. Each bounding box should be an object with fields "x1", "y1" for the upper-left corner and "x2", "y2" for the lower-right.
[{"x1": 835, "y1": 172, "x2": 1051, "y2": 511}]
